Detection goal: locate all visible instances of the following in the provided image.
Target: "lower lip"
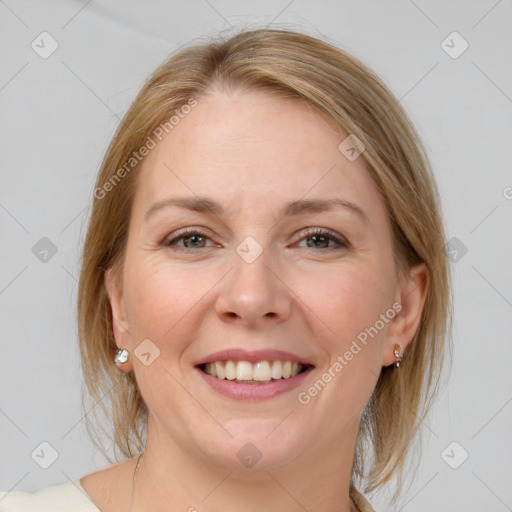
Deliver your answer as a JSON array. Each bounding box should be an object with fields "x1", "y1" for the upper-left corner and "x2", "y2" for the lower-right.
[{"x1": 196, "y1": 366, "x2": 314, "y2": 401}]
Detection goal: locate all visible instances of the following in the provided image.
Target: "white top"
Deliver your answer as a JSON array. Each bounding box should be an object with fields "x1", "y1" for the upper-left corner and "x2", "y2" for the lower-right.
[
  {"x1": 0, "y1": 480, "x2": 375, "y2": 511},
  {"x1": 0, "y1": 479, "x2": 100, "y2": 512}
]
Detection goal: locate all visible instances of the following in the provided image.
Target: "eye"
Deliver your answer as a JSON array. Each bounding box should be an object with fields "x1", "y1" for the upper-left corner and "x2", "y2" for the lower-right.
[
  {"x1": 163, "y1": 227, "x2": 349, "y2": 251},
  {"x1": 163, "y1": 228, "x2": 216, "y2": 249},
  {"x1": 296, "y1": 227, "x2": 349, "y2": 250}
]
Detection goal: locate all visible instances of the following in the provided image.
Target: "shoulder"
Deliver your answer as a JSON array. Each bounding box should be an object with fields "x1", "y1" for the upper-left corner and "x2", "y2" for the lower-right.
[
  {"x1": 0, "y1": 479, "x2": 100, "y2": 512},
  {"x1": 350, "y1": 485, "x2": 377, "y2": 512},
  {"x1": 78, "y1": 457, "x2": 137, "y2": 510}
]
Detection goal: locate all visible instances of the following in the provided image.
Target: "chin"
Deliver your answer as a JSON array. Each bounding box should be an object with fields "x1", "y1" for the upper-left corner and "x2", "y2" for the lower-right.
[{"x1": 196, "y1": 419, "x2": 308, "y2": 473}]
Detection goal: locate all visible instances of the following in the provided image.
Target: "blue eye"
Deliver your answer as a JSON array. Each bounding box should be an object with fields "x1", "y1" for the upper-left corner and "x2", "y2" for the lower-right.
[
  {"x1": 164, "y1": 229, "x2": 213, "y2": 249},
  {"x1": 297, "y1": 228, "x2": 349, "y2": 250},
  {"x1": 163, "y1": 227, "x2": 349, "y2": 251}
]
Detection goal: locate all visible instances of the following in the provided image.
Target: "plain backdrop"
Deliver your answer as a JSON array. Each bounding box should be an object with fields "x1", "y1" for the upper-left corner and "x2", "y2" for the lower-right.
[{"x1": 1, "y1": 1, "x2": 511, "y2": 511}]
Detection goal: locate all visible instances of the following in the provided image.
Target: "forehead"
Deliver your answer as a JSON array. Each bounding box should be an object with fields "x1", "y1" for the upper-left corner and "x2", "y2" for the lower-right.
[{"x1": 133, "y1": 88, "x2": 383, "y2": 219}]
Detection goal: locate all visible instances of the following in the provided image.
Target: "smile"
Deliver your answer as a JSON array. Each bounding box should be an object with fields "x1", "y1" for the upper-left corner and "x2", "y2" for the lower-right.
[
  {"x1": 196, "y1": 360, "x2": 314, "y2": 401},
  {"x1": 201, "y1": 360, "x2": 310, "y2": 383}
]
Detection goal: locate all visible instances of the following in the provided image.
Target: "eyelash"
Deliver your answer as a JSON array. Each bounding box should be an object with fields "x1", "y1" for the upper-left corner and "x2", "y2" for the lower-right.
[{"x1": 163, "y1": 227, "x2": 349, "y2": 251}]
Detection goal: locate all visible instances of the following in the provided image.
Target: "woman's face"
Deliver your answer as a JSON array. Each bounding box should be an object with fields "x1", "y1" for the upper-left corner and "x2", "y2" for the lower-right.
[{"x1": 107, "y1": 87, "x2": 425, "y2": 472}]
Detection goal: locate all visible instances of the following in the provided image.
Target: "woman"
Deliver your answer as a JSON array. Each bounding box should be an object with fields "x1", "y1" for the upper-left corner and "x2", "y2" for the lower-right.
[{"x1": 0, "y1": 28, "x2": 450, "y2": 511}]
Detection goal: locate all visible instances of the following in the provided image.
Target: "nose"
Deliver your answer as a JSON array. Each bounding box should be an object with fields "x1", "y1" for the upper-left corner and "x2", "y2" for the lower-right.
[{"x1": 215, "y1": 247, "x2": 292, "y2": 328}]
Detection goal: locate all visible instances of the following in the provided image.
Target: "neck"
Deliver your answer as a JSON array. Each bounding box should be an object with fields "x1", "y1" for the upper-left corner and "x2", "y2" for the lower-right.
[{"x1": 129, "y1": 417, "x2": 360, "y2": 512}]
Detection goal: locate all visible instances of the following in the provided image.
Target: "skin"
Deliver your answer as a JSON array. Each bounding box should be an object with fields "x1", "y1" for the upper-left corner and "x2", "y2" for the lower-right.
[{"x1": 80, "y1": 87, "x2": 427, "y2": 512}]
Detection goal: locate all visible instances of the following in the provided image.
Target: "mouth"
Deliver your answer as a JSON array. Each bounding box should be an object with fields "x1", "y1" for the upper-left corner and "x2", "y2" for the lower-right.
[
  {"x1": 195, "y1": 356, "x2": 315, "y2": 402},
  {"x1": 197, "y1": 360, "x2": 314, "y2": 384},
  {"x1": 194, "y1": 348, "x2": 315, "y2": 400}
]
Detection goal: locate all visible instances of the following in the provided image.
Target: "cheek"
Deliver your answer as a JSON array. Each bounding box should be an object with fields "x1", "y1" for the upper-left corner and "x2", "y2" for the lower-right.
[
  {"x1": 302, "y1": 267, "x2": 392, "y2": 402},
  {"x1": 123, "y1": 255, "x2": 231, "y2": 352},
  {"x1": 299, "y1": 261, "x2": 394, "y2": 349},
  {"x1": 123, "y1": 258, "x2": 204, "y2": 341}
]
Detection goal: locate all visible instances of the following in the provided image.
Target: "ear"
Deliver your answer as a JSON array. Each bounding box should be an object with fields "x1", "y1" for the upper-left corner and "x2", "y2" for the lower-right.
[
  {"x1": 104, "y1": 267, "x2": 133, "y2": 372},
  {"x1": 382, "y1": 263, "x2": 429, "y2": 366}
]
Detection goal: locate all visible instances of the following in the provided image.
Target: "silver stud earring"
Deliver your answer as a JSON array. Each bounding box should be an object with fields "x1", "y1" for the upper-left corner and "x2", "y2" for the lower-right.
[
  {"x1": 393, "y1": 344, "x2": 403, "y2": 368},
  {"x1": 114, "y1": 348, "x2": 129, "y2": 365}
]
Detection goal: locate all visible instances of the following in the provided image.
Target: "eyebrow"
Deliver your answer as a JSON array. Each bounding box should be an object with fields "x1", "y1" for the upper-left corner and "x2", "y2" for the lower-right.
[{"x1": 143, "y1": 196, "x2": 368, "y2": 223}]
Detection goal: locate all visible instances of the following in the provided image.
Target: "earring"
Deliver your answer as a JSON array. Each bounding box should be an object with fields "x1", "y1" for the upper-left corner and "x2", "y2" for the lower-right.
[
  {"x1": 393, "y1": 344, "x2": 403, "y2": 368},
  {"x1": 114, "y1": 348, "x2": 129, "y2": 365}
]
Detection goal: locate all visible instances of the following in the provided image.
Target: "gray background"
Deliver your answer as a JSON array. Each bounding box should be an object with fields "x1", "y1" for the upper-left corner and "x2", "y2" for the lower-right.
[{"x1": 1, "y1": 1, "x2": 511, "y2": 511}]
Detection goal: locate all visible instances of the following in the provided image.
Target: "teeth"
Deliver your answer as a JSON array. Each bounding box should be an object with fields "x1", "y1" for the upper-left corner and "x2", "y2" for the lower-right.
[
  {"x1": 271, "y1": 360, "x2": 282, "y2": 379},
  {"x1": 236, "y1": 361, "x2": 253, "y2": 380},
  {"x1": 253, "y1": 361, "x2": 271, "y2": 381},
  {"x1": 203, "y1": 360, "x2": 303, "y2": 382},
  {"x1": 215, "y1": 361, "x2": 224, "y2": 379},
  {"x1": 225, "y1": 360, "x2": 237, "y2": 380}
]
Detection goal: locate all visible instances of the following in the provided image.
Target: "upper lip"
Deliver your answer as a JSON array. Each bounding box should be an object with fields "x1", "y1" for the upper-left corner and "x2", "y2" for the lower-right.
[{"x1": 194, "y1": 348, "x2": 315, "y2": 367}]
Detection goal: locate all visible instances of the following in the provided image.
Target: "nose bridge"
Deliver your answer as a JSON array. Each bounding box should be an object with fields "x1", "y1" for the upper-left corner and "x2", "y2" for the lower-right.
[{"x1": 215, "y1": 236, "x2": 291, "y2": 325}]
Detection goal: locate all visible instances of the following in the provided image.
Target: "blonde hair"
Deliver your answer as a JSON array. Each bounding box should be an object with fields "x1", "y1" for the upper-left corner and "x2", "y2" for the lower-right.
[{"x1": 78, "y1": 28, "x2": 451, "y2": 499}]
